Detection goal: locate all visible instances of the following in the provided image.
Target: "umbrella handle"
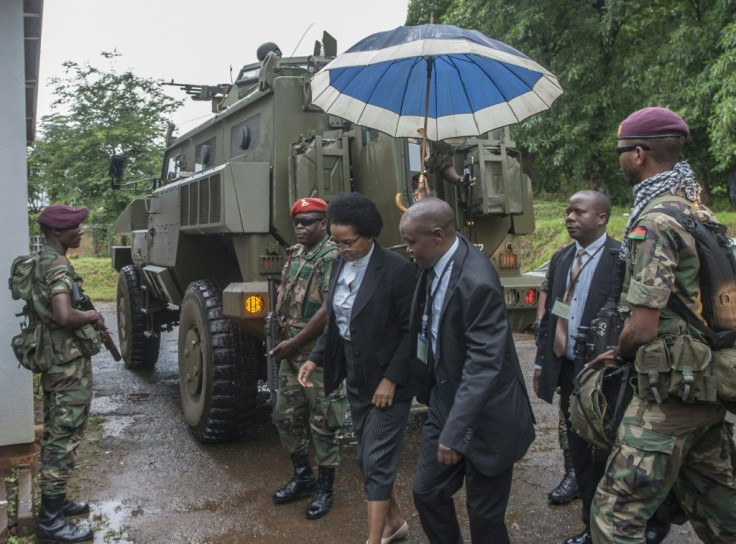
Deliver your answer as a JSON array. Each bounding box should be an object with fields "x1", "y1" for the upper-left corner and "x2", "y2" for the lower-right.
[{"x1": 394, "y1": 193, "x2": 408, "y2": 213}]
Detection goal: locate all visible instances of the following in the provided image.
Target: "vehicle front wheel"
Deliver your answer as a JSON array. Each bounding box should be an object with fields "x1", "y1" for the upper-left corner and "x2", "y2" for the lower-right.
[{"x1": 178, "y1": 279, "x2": 254, "y2": 443}]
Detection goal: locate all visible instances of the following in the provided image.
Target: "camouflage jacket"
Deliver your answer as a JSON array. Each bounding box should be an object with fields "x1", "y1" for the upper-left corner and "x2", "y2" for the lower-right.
[
  {"x1": 624, "y1": 191, "x2": 713, "y2": 339},
  {"x1": 33, "y1": 244, "x2": 93, "y2": 385},
  {"x1": 276, "y1": 236, "x2": 336, "y2": 342}
]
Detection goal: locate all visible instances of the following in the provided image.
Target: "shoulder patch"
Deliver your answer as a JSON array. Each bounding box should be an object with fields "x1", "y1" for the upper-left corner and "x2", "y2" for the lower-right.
[{"x1": 628, "y1": 226, "x2": 648, "y2": 240}]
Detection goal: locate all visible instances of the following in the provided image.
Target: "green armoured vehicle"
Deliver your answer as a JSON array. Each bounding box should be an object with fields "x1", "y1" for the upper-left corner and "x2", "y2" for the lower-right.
[{"x1": 110, "y1": 34, "x2": 542, "y2": 443}]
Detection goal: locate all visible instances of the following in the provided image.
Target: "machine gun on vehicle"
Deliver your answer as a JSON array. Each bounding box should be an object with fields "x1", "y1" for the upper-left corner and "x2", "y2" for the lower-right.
[
  {"x1": 163, "y1": 81, "x2": 231, "y2": 112},
  {"x1": 71, "y1": 282, "x2": 122, "y2": 362}
]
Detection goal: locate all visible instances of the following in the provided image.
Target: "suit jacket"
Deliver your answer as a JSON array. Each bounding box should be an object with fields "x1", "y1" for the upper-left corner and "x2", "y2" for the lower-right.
[
  {"x1": 409, "y1": 235, "x2": 535, "y2": 477},
  {"x1": 536, "y1": 235, "x2": 621, "y2": 403},
  {"x1": 310, "y1": 242, "x2": 417, "y2": 404}
]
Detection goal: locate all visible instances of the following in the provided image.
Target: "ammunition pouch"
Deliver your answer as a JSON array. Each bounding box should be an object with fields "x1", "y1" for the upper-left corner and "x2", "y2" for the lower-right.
[
  {"x1": 569, "y1": 364, "x2": 634, "y2": 450},
  {"x1": 11, "y1": 322, "x2": 54, "y2": 373},
  {"x1": 74, "y1": 324, "x2": 102, "y2": 357},
  {"x1": 713, "y1": 347, "x2": 736, "y2": 412},
  {"x1": 634, "y1": 335, "x2": 716, "y2": 404}
]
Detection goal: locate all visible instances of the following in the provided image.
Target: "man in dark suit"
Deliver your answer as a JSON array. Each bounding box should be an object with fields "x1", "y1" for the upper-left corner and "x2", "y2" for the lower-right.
[
  {"x1": 399, "y1": 198, "x2": 535, "y2": 544},
  {"x1": 535, "y1": 190, "x2": 620, "y2": 544}
]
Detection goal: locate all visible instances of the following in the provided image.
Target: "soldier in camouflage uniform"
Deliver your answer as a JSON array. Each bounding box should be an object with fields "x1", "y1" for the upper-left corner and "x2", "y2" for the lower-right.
[
  {"x1": 270, "y1": 197, "x2": 348, "y2": 520},
  {"x1": 590, "y1": 108, "x2": 736, "y2": 543},
  {"x1": 33, "y1": 204, "x2": 105, "y2": 544}
]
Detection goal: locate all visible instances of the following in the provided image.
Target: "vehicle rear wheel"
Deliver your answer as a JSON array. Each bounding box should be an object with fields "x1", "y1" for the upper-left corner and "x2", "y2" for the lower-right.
[
  {"x1": 178, "y1": 279, "x2": 257, "y2": 443},
  {"x1": 117, "y1": 265, "x2": 160, "y2": 369}
]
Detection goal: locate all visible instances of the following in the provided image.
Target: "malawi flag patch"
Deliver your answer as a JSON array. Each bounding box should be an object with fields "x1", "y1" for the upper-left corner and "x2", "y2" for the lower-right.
[{"x1": 628, "y1": 226, "x2": 648, "y2": 240}]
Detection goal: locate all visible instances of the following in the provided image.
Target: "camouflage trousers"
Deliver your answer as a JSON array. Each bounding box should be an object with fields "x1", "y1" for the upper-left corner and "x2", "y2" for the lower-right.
[
  {"x1": 274, "y1": 358, "x2": 348, "y2": 467},
  {"x1": 40, "y1": 356, "x2": 93, "y2": 496},
  {"x1": 591, "y1": 396, "x2": 736, "y2": 543}
]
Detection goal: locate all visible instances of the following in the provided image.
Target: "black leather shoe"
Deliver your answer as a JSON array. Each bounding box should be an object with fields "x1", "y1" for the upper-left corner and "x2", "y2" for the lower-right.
[
  {"x1": 37, "y1": 494, "x2": 93, "y2": 543},
  {"x1": 645, "y1": 518, "x2": 670, "y2": 544},
  {"x1": 563, "y1": 530, "x2": 591, "y2": 544},
  {"x1": 548, "y1": 469, "x2": 579, "y2": 504},
  {"x1": 62, "y1": 496, "x2": 90, "y2": 517},
  {"x1": 305, "y1": 467, "x2": 335, "y2": 520},
  {"x1": 273, "y1": 453, "x2": 316, "y2": 504}
]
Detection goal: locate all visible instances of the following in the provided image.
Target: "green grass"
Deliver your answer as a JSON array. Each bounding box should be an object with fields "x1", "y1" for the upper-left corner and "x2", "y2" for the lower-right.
[{"x1": 67, "y1": 257, "x2": 118, "y2": 302}]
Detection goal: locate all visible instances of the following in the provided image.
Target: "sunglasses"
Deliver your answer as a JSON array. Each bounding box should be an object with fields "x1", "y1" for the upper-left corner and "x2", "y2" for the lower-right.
[
  {"x1": 616, "y1": 143, "x2": 651, "y2": 156},
  {"x1": 292, "y1": 217, "x2": 324, "y2": 227}
]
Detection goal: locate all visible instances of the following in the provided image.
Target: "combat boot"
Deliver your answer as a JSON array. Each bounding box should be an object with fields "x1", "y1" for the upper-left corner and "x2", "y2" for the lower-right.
[
  {"x1": 306, "y1": 466, "x2": 335, "y2": 520},
  {"x1": 273, "y1": 453, "x2": 316, "y2": 504},
  {"x1": 548, "y1": 449, "x2": 579, "y2": 504},
  {"x1": 61, "y1": 495, "x2": 90, "y2": 517},
  {"x1": 36, "y1": 493, "x2": 93, "y2": 543}
]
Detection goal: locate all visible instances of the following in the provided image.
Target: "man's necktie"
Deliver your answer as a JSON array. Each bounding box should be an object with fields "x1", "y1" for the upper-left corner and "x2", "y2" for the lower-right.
[
  {"x1": 552, "y1": 247, "x2": 586, "y2": 358},
  {"x1": 425, "y1": 268, "x2": 436, "y2": 364}
]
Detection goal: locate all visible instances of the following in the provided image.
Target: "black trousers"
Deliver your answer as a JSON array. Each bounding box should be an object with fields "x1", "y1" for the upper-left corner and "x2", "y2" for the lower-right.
[
  {"x1": 559, "y1": 358, "x2": 609, "y2": 530},
  {"x1": 413, "y1": 410, "x2": 513, "y2": 544}
]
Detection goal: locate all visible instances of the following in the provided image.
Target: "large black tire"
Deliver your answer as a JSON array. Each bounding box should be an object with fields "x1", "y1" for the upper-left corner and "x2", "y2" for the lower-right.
[
  {"x1": 117, "y1": 265, "x2": 160, "y2": 370},
  {"x1": 178, "y1": 280, "x2": 258, "y2": 443}
]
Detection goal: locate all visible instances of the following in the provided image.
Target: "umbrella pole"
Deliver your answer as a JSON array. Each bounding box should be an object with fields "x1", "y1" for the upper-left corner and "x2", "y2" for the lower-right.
[{"x1": 418, "y1": 57, "x2": 434, "y2": 199}]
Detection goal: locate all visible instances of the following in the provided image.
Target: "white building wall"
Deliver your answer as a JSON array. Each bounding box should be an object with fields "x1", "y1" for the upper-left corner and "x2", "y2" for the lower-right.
[{"x1": 0, "y1": 0, "x2": 35, "y2": 446}]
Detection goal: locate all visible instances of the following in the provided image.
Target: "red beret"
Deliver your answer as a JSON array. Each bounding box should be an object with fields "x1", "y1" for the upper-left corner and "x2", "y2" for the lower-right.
[
  {"x1": 38, "y1": 204, "x2": 89, "y2": 229},
  {"x1": 618, "y1": 107, "x2": 689, "y2": 140},
  {"x1": 290, "y1": 198, "x2": 327, "y2": 217}
]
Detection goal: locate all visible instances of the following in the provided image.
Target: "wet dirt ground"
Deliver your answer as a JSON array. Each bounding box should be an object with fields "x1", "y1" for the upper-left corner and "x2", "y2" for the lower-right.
[{"x1": 70, "y1": 303, "x2": 699, "y2": 543}]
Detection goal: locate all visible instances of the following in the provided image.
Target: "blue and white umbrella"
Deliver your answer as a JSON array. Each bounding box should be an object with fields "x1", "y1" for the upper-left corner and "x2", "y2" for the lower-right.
[{"x1": 311, "y1": 24, "x2": 563, "y2": 142}]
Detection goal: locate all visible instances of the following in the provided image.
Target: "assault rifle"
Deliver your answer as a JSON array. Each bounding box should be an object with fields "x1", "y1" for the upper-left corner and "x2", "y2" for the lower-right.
[
  {"x1": 71, "y1": 282, "x2": 122, "y2": 362},
  {"x1": 265, "y1": 276, "x2": 279, "y2": 407}
]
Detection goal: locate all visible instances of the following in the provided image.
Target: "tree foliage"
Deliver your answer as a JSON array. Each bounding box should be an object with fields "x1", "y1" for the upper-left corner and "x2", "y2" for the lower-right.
[
  {"x1": 28, "y1": 52, "x2": 182, "y2": 247},
  {"x1": 406, "y1": 0, "x2": 736, "y2": 204}
]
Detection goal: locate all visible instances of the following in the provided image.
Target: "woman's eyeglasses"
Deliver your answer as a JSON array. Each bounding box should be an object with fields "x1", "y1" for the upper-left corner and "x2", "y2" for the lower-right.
[{"x1": 329, "y1": 235, "x2": 361, "y2": 250}]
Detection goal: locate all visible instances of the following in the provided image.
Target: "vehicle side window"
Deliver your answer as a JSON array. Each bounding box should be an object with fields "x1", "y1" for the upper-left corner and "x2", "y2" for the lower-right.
[{"x1": 195, "y1": 138, "x2": 215, "y2": 172}]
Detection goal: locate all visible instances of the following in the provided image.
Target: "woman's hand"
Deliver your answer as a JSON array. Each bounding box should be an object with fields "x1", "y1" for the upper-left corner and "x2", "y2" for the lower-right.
[
  {"x1": 297, "y1": 361, "x2": 317, "y2": 388},
  {"x1": 372, "y1": 378, "x2": 396, "y2": 409}
]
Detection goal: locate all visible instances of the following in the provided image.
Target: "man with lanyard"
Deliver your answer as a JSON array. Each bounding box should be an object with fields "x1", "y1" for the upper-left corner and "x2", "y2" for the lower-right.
[
  {"x1": 270, "y1": 197, "x2": 348, "y2": 520},
  {"x1": 400, "y1": 198, "x2": 535, "y2": 544},
  {"x1": 34, "y1": 204, "x2": 104, "y2": 543},
  {"x1": 535, "y1": 191, "x2": 626, "y2": 544},
  {"x1": 590, "y1": 107, "x2": 736, "y2": 542}
]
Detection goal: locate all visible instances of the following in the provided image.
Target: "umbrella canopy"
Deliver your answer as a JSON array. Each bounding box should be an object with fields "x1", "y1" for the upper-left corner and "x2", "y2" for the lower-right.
[{"x1": 310, "y1": 24, "x2": 563, "y2": 142}]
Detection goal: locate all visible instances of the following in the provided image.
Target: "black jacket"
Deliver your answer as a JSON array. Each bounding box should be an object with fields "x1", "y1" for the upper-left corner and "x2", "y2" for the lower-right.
[
  {"x1": 309, "y1": 243, "x2": 417, "y2": 403},
  {"x1": 409, "y1": 235, "x2": 535, "y2": 477}
]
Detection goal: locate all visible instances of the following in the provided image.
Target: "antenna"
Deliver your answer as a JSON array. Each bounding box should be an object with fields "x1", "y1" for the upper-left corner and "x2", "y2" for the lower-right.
[{"x1": 288, "y1": 23, "x2": 315, "y2": 58}]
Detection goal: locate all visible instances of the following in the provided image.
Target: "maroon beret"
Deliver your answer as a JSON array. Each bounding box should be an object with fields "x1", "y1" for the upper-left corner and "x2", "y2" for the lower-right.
[
  {"x1": 618, "y1": 107, "x2": 689, "y2": 140},
  {"x1": 290, "y1": 197, "x2": 327, "y2": 217},
  {"x1": 38, "y1": 204, "x2": 89, "y2": 229}
]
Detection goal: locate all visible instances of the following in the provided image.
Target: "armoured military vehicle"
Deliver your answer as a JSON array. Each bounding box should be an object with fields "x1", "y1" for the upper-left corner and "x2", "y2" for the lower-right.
[{"x1": 110, "y1": 33, "x2": 542, "y2": 443}]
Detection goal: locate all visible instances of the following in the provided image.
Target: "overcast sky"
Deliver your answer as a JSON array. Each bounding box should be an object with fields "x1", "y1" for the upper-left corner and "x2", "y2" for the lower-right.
[{"x1": 38, "y1": 0, "x2": 409, "y2": 133}]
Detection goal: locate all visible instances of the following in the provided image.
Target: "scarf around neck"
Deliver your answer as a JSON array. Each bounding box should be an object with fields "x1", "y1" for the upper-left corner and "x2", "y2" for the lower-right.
[{"x1": 619, "y1": 161, "x2": 701, "y2": 260}]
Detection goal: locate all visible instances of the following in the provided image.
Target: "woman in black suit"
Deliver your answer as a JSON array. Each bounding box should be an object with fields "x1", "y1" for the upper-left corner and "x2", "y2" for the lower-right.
[{"x1": 298, "y1": 192, "x2": 416, "y2": 544}]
